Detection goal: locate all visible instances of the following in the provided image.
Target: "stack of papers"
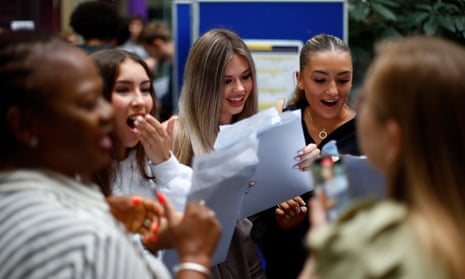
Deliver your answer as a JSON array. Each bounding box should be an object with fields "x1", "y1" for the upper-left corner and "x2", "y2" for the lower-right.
[
  {"x1": 164, "y1": 107, "x2": 314, "y2": 268},
  {"x1": 215, "y1": 107, "x2": 314, "y2": 217}
]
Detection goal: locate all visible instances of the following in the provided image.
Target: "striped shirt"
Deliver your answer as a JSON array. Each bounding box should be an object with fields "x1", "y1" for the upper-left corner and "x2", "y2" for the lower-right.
[{"x1": 0, "y1": 169, "x2": 170, "y2": 279}]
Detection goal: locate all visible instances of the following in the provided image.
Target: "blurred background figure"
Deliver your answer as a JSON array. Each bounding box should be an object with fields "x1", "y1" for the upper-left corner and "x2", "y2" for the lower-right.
[
  {"x1": 69, "y1": 1, "x2": 121, "y2": 54},
  {"x1": 138, "y1": 21, "x2": 175, "y2": 121},
  {"x1": 119, "y1": 15, "x2": 157, "y2": 81},
  {"x1": 58, "y1": 28, "x2": 79, "y2": 45}
]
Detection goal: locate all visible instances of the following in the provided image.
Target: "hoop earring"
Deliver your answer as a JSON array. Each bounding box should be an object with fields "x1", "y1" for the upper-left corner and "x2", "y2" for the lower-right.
[{"x1": 29, "y1": 137, "x2": 38, "y2": 148}]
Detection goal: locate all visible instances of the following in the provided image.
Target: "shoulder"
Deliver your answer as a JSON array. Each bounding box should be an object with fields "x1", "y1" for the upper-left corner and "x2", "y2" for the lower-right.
[
  {"x1": 308, "y1": 201, "x2": 440, "y2": 278},
  {"x1": 330, "y1": 118, "x2": 360, "y2": 155},
  {"x1": 309, "y1": 200, "x2": 408, "y2": 248},
  {"x1": 0, "y1": 190, "x2": 157, "y2": 279}
]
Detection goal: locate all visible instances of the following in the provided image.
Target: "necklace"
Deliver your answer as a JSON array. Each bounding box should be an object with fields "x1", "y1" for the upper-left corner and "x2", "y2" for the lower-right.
[{"x1": 306, "y1": 110, "x2": 328, "y2": 140}]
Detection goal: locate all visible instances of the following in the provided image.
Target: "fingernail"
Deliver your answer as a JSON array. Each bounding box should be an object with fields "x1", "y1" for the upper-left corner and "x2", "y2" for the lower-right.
[
  {"x1": 156, "y1": 192, "x2": 166, "y2": 204},
  {"x1": 152, "y1": 223, "x2": 159, "y2": 233},
  {"x1": 134, "y1": 116, "x2": 144, "y2": 126},
  {"x1": 293, "y1": 163, "x2": 300, "y2": 169},
  {"x1": 150, "y1": 234, "x2": 158, "y2": 242},
  {"x1": 293, "y1": 155, "x2": 301, "y2": 161},
  {"x1": 297, "y1": 150, "x2": 304, "y2": 156},
  {"x1": 131, "y1": 196, "x2": 143, "y2": 206}
]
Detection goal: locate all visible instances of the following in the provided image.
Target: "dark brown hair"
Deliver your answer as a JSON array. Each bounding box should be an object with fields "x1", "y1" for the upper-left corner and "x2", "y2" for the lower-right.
[{"x1": 89, "y1": 49, "x2": 156, "y2": 196}]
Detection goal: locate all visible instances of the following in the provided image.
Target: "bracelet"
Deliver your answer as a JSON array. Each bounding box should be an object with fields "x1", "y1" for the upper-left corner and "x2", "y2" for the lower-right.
[{"x1": 173, "y1": 262, "x2": 211, "y2": 278}]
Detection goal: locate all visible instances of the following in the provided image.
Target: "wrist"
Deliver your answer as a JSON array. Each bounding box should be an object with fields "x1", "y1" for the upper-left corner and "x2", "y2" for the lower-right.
[
  {"x1": 179, "y1": 255, "x2": 211, "y2": 268},
  {"x1": 173, "y1": 262, "x2": 211, "y2": 278},
  {"x1": 148, "y1": 152, "x2": 171, "y2": 165}
]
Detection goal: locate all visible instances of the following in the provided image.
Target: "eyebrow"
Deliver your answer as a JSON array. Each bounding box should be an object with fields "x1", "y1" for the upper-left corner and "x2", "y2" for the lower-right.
[
  {"x1": 312, "y1": 70, "x2": 351, "y2": 76},
  {"x1": 115, "y1": 80, "x2": 151, "y2": 85}
]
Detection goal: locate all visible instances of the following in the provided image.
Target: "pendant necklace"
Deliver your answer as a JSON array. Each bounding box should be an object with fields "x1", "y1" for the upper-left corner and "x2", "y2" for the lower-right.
[{"x1": 306, "y1": 110, "x2": 328, "y2": 140}]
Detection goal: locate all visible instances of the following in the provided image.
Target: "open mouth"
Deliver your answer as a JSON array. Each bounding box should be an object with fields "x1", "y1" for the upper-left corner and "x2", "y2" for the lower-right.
[
  {"x1": 127, "y1": 115, "x2": 144, "y2": 129},
  {"x1": 127, "y1": 118, "x2": 136, "y2": 129},
  {"x1": 321, "y1": 100, "x2": 338, "y2": 107},
  {"x1": 227, "y1": 95, "x2": 245, "y2": 107},
  {"x1": 228, "y1": 96, "x2": 244, "y2": 102}
]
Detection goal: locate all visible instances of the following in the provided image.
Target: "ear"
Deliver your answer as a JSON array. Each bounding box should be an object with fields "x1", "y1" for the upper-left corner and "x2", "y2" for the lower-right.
[
  {"x1": 295, "y1": 71, "x2": 304, "y2": 90},
  {"x1": 152, "y1": 38, "x2": 163, "y2": 48},
  {"x1": 385, "y1": 120, "x2": 401, "y2": 164},
  {"x1": 6, "y1": 107, "x2": 38, "y2": 146}
]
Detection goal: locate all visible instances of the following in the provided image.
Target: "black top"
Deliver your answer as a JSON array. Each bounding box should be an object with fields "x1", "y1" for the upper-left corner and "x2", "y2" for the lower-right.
[
  {"x1": 292, "y1": 104, "x2": 361, "y2": 155},
  {"x1": 250, "y1": 104, "x2": 363, "y2": 279}
]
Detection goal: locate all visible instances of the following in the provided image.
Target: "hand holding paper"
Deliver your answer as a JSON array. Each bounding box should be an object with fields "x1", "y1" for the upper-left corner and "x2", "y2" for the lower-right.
[{"x1": 215, "y1": 107, "x2": 314, "y2": 217}]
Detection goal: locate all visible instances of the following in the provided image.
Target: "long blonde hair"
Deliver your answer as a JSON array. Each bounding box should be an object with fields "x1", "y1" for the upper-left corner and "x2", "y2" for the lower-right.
[
  {"x1": 173, "y1": 28, "x2": 258, "y2": 165},
  {"x1": 366, "y1": 35, "x2": 465, "y2": 278}
]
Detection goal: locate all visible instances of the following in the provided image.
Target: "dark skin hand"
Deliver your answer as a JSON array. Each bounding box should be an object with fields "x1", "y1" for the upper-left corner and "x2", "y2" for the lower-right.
[
  {"x1": 107, "y1": 195, "x2": 163, "y2": 240},
  {"x1": 275, "y1": 196, "x2": 308, "y2": 230}
]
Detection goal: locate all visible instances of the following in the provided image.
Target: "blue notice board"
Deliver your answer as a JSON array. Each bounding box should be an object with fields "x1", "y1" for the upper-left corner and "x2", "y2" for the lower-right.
[{"x1": 172, "y1": 0, "x2": 346, "y2": 110}]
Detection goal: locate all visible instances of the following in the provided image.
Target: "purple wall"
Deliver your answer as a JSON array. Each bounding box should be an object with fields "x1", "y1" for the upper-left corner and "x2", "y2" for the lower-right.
[{"x1": 128, "y1": 0, "x2": 147, "y2": 21}]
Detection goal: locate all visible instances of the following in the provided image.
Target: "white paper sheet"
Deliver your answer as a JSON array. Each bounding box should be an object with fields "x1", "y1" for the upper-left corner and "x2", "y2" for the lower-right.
[
  {"x1": 162, "y1": 134, "x2": 259, "y2": 270},
  {"x1": 215, "y1": 107, "x2": 314, "y2": 217}
]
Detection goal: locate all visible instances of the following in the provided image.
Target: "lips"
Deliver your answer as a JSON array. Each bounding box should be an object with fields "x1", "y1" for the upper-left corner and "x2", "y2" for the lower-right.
[{"x1": 99, "y1": 135, "x2": 113, "y2": 151}]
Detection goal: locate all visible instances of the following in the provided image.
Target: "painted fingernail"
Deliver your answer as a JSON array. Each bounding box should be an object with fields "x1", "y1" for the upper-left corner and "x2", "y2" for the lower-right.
[
  {"x1": 152, "y1": 223, "x2": 159, "y2": 233},
  {"x1": 156, "y1": 192, "x2": 167, "y2": 204},
  {"x1": 131, "y1": 196, "x2": 143, "y2": 206},
  {"x1": 150, "y1": 234, "x2": 158, "y2": 242},
  {"x1": 134, "y1": 116, "x2": 144, "y2": 127}
]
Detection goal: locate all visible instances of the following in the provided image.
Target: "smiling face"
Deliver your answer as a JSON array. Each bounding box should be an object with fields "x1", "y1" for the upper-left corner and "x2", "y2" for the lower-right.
[
  {"x1": 111, "y1": 59, "x2": 153, "y2": 148},
  {"x1": 297, "y1": 51, "x2": 352, "y2": 121},
  {"x1": 220, "y1": 54, "x2": 253, "y2": 125},
  {"x1": 33, "y1": 46, "x2": 114, "y2": 176}
]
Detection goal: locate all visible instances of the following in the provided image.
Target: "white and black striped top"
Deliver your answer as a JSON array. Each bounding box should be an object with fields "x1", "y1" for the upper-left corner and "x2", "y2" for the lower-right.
[{"x1": 0, "y1": 169, "x2": 170, "y2": 279}]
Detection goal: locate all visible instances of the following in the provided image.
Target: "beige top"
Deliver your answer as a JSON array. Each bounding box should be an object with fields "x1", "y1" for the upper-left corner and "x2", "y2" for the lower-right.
[{"x1": 306, "y1": 200, "x2": 445, "y2": 279}]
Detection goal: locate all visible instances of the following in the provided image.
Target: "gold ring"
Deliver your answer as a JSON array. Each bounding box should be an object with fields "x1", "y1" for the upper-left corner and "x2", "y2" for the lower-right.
[{"x1": 143, "y1": 218, "x2": 151, "y2": 228}]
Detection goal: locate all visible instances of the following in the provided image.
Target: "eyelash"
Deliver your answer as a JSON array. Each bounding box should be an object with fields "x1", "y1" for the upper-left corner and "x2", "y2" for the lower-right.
[
  {"x1": 224, "y1": 73, "x2": 252, "y2": 84},
  {"x1": 314, "y1": 79, "x2": 349, "y2": 84},
  {"x1": 82, "y1": 98, "x2": 98, "y2": 111},
  {"x1": 115, "y1": 87, "x2": 151, "y2": 94}
]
